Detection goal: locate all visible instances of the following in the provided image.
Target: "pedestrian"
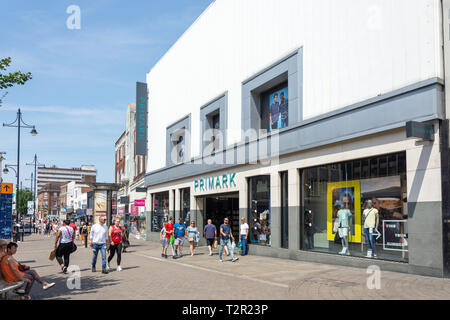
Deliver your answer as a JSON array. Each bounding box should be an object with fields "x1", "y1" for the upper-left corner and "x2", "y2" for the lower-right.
[
  {"x1": 69, "y1": 220, "x2": 78, "y2": 240},
  {"x1": 107, "y1": 217, "x2": 123, "y2": 271},
  {"x1": 89, "y1": 216, "x2": 109, "y2": 274},
  {"x1": 160, "y1": 225, "x2": 166, "y2": 258},
  {"x1": 173, "y1": 218, "x2": 187, "y2": 258},
  {"x1": 54, "y1": 219, "x2": 75, "y2": 274},
  {"x1": 1, "y1": 242, "x2": 55, "y2": 300},
  {"x1": 239, "y1": 217, "x2": 249, "y2": 256},
  {"x1": 203, "y1": 219, "x2": 217, "y2": 256},
  {"x1": 163, "y1": 217, "x2": 175, "y2": 259},
  {"x1": 218, "y1": 217, "x2": 238, "y2": 262},
  {"x1": 122, "y1": 223, "x2": 130, "y2": 252},
  {"x1": 187, "y1": 221, "x2": 199, "y2": 256}
]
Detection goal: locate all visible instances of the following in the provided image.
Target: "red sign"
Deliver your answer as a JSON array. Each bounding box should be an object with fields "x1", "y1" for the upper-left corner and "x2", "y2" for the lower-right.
[
  {"x1": 130, "y1": 204, "x2": 138, "y2": 216},
  {"x1": 118, "y1": 207, "x2": 125, "y2": 216},
  {"x1": 134, "y1": 199, "x2": 145, "y2": 207}
]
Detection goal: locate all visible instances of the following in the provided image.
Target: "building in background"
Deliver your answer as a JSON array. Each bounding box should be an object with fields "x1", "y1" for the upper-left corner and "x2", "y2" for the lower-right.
[
  {"x1": 114, "y1": 102, "x2": 148, "y2": 239},
  {"x1": 143, "y1": 0, "x2": 449, "y2": 278},
  {"x1": 37, "y1": 183, "x2": 61, "y2": 220},
  {"x1": 37, "y1": 165, "x2": 97, "y2": 191}
]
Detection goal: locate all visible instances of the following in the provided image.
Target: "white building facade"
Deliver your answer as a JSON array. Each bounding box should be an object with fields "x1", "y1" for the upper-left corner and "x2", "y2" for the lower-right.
[{"x1": 144, "y1": 0, "x2": 449, "y2": 277}]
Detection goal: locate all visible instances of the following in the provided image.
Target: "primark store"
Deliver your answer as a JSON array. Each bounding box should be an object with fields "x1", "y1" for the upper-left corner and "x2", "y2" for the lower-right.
[{"x1": 142, "y1": 0, "x2": 449, "y2": 277}]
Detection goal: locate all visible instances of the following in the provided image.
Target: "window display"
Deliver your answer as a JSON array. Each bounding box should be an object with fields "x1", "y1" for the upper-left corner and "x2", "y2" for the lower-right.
[
  {"x1": 248, "y1": 176, "x2": 271, "y2": 246},
  {"x1": 260, "y1": 83, "x2": 289, "y2": 132},
  {"x1": 301, "y1": 152, "x2": 408, "y2": 262},
  {"x1": 180, "y1": 188, "x2": 190, "y2": 223},
  {"x1": 152, "y1": 191, "x2": 169, "y2": 232}
]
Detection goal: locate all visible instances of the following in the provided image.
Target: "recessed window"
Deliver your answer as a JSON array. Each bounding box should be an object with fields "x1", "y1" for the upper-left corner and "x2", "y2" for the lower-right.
[{"x1": 260, "y1": 82, "x2": 289, "y2": 132}]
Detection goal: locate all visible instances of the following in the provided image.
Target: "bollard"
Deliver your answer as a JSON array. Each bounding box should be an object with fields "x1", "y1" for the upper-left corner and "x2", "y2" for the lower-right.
[
  {"x1": 84, "y1": 233, "x2": 88, "y2": 248},
  {"x1": 21, "y1": 231, "x2": 24, "y2": 242}
]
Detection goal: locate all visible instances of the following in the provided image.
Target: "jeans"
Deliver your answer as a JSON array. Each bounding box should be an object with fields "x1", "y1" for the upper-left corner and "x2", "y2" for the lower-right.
[
  {"x1": 364, "y1": 228, "x2": 377, "y2": 255},
  {"x1": 219, "y1": 238, "x2": 235, "y2": 260},
  {"x1": 240, "y1": 235, "x2": 247, "y2": 256},
  {"x1": 92, "y1": 243, "x2": 107, "y2": 269}
]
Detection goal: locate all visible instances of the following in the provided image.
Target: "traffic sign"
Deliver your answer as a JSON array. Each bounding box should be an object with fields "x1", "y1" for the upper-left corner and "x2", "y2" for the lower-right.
[{"x1": 0, "y1": 183, "x2": 13, "y2": 194}]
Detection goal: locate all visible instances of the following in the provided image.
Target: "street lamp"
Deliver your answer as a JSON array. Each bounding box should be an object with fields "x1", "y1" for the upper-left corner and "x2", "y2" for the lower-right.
[
  {"x1": 3, "y1": 108, "x2": 38, "y2": 224},
  {"x1": 26, "y1": 155, "x2": 44, "y2": 224}
]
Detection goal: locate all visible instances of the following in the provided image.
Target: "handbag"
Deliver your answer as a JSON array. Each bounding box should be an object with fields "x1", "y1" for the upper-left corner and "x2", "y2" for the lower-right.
[
  {"x1": 334, "y1": 231, "x2": 341, "y2": 243},
  {"x1": 213, "y1": 239, "x2": 218, "y2": 249},
  {"x1": 49, "y1": 249, "x2": 56, "y2": 261},
  {"x1": 71, "y1": 242, "x2": 77, "y2": 253}
]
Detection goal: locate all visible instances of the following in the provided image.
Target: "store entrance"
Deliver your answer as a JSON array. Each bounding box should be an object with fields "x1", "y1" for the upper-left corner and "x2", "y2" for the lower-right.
[{"x1": 202, "y1": 192, "x2": 240, "y2": 240}]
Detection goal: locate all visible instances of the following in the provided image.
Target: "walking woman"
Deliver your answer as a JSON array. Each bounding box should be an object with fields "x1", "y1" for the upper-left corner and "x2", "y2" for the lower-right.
[
  {"x1": 54, "y1": 220, "x2": 75, "y2": 274},
  {"x1": 107, "y1": 218, "x2": 123, "y2": 271},
  {"x1": 187, "y1": 221, "x2": 199, "y2": 256}
]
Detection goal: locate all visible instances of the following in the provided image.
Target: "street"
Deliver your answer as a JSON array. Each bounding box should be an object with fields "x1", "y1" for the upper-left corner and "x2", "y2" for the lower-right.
[{"x1": 13, "y1": 234, "x2": 450, "y2": 300}]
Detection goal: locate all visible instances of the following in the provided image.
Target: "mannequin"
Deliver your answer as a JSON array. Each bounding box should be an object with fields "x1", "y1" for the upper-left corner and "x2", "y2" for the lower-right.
[
  {"x1": 363, "y1": 200, "x2": 379, "y2": 258},
  {"x1": 337, "y1": 203, "x2": 352, "y2": 255},
  {"x1": 304, "y1": 210, "x2": 314, "y2": 249}
]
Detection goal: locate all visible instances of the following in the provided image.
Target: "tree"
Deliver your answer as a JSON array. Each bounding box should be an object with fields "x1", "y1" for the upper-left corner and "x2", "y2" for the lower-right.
[
  {"x1": 17, "y1": 189, "x2": 33, "y2": 216},
  {"x1": 0, "y1": 57, "x2": 32, "y2": 106}
]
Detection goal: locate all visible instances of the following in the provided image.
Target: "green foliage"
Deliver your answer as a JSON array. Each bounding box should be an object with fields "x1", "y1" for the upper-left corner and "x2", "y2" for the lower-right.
[
  {"x1": 0, "y1": 57, "x2": 32, "y2": 106},
  {"x1": 17, "y1": 189, "x2": 33, "y2": 216}
]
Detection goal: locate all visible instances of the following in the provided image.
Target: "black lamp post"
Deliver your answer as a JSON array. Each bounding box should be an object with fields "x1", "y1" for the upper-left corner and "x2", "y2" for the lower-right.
[{"x1": 3, "y1": 108, "x2": 38, "y2": 224}]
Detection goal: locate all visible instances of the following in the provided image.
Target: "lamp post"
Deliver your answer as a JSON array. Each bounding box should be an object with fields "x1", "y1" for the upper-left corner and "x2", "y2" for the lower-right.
[
  {"x1": 26, "y1": 155, "x2": 43, "y2": 225},
  {"x1": 0, "y1": 152, "x2": 6, "y2": 183},
  {"x1": 3, "y1": 108, "x2": 38, "y2": 224}
]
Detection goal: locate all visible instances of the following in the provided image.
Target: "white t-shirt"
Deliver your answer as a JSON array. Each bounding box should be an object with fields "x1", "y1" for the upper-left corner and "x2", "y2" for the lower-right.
[
  {"x1": 60, "y1": 226, "x2": 74, "y2": 244},
  {"x1": 240, "y1": 223, "x2": 249, "y2": 236},
  {"x1": 90, "y1": 224, "x2": 108, "y2": 244}
]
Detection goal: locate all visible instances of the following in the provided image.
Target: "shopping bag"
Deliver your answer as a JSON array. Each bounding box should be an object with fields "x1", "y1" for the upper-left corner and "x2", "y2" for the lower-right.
[
  {"x1": 237, "y1": 241, "x2": 242, "y2": 250},
  {"x1": 170, "y1": 235, "x2": 175, "y2": 244},
  {"x1": 49, "y1": 249, "x2": 56, "y2": 261},
  {"x1": 213, "y1": 239, "x2": 218, "y2": 249}
]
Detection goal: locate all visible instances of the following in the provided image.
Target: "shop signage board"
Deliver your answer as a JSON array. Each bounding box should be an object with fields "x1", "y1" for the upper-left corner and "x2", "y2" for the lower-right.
[
  {"x1": 120, "y1": 196, "x2": 129, "y2": 204},
  {"x1": 193, "y1": 172, "x2": 237, "y2": 194},
  {"x1": 383, "y1": 220, "x2": 408, "y2": 252},
  {"x1": 134, "y1": 199, "x2": 145, "y2": 207},
  {"x1": 406, "y1": 121, "x2": 434, "y2": 140},
  {"x1": 135, "y1": 82, "x2": 148, "y2": 156},
  {"x1": 86, "y1": 208, "x2": 93, "y2": 216},
  {"x1": 0, "y1": 193, "x2": 13, "y2": 239},
  {"x1": 130, "y1": 204, "x2": 138, "y2": 216}
]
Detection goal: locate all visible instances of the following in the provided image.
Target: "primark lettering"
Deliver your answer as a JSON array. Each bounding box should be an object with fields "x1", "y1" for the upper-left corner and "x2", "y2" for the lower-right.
[{"x1": 194, "y1": 173, "x2": 236, "y2": 192}]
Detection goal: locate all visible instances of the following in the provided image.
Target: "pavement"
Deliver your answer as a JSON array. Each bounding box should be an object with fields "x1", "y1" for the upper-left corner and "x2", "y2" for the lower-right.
[{"x1": 11, "y1": 233, "x2": 450, "y2": 300}]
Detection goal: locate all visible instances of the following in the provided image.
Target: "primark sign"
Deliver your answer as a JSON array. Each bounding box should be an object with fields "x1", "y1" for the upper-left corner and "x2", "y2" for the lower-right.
[{"x1": 194, "y1": 172, "x2": 237, "y2": 193}]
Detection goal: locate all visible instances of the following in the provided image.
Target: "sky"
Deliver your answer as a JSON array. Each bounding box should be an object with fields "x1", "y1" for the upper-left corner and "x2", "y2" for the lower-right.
[{"x1": 0, "y1": 0, "x2": 214, "y2": 188}]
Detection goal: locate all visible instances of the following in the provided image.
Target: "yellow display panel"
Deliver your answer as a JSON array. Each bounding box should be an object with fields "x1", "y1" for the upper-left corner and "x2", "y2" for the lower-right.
[{"x1": 327, "y1": 180, "x2": 361, "y2": 243}]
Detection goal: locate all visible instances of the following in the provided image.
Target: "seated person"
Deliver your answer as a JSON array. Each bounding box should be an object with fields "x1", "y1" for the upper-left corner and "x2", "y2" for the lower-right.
[{"x1": 1, "y1": 242, "x2": 55, "y2": 300}]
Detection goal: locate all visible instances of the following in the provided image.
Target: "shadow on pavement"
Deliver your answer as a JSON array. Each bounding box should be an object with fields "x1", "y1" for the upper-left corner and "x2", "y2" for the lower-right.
[{"x1": 30, "y1": 272, "x2": 121, "y2": 300}]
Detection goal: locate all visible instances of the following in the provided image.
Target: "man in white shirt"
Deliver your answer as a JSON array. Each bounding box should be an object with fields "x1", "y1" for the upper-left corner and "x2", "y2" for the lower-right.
[
  {"x1": 89, "y1": 216, "x2": 109, "y2": 274},
  {"x1": 239, "y1": 217, "x2": 249, "y2": 256}
]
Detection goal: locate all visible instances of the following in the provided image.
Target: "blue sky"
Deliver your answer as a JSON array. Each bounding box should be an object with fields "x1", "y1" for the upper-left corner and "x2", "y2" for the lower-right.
[{"x1": 0, "y1": 0, "x2": 213, "y2": 187}]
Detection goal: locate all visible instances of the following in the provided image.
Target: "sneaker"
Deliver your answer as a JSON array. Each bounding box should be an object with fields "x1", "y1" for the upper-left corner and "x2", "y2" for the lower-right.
[
  {"x1": 366, "y1": 251, "x2": 372, "y2": 258},
  {"x1": 373, "y1": 254, "x2": 378, "y2": 258},
  {"x1": 117, "y1": 266, "x2": 122, "y2": 272},
  {"x1": 219, "y1": 259, "x2": 223, "y2": 262},
  {"x1": 209, "y1": 252, "x2": 213, "y2": 256},
  {"x1": 23, "y1": 295, "x2": 31, "y2": 300},
  {"x1": 63, "y1": 266, "x2": 68, "y2": 274},
  {"x1": 161, "y1": 253, "x2": 164, "y2": 258},
  {"x1": 172, "y1": 255, "x2": 177, "y2": 259},
  {"x1": 232, "y1": 257, "x2": 239, "y2": 262},
  {"x1": 102, "y1": 269, "x2": 109, "y2": 274},
  {"x1": 43, "y1": 282, "x2": 55, "y2": 290},
  {"x1": 91, "y1": 266, "x2": 96, "y2": 272},
  {"x1": 16, "y1": 289, "x2": 25, "y2": 294},
  {"x1": 164, "y1": 254, "x2": 168, "y2": 259},
  {"x1": 107, "y1": 264, "x2": 110, "y2": 270}
]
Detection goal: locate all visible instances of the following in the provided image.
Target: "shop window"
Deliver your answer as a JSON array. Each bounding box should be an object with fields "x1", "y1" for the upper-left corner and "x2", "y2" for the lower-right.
[
  {"x1": 281, "y1": 171, "x2": 289, "y2": 249},
  {"x1": 260, "y1": 82, "x2": 289, "y2": 132},
  {"x1": 301, "y1": 152, "x2": 408, "y2": 262},
  {"x1": 180, "y1": 188, "x2": 190, "y2": 224},
  {"x1": 151, "y1": 191, "x2": 169, "y2": 232},
  {"x1": 248, "y1": 176, "x2": 271, "y2": 246},
  {"x1": 200, "y1": 93, "x2": 227, "y2": 156}
]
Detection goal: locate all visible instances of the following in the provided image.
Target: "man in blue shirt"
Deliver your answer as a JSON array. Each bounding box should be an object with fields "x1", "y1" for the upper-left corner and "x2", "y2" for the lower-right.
[
  {"x1": 279, "y1": 92, "x2": 288, "y2": 128},
  {"x1": 219, "y1": 217, "x2": 239, "y2": 262},
  {"x1": 173, "y1": 218, "x2": 187, "y2": 258},
  {"x1": 203, "y1": 219, "x2": 217, "y2": 256}
]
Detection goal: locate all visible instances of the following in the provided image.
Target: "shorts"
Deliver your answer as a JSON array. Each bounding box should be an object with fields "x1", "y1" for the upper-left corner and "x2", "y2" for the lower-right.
[
  {"x1": 206, "y1": 239, "x2": 215, "y2": 246},
  {"x1": 338, "y1": 227, "x2": 349, "y2": 238},
  {"x1": 161, "y1": 238, "x2": 166, "y2": 247},
  {"x1": 174, "y1": 237, "x2": 185, "y2": 246}
]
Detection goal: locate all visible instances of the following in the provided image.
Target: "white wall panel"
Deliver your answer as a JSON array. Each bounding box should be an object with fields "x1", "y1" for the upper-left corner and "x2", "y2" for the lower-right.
[{"x1": 147, "y1": 0, "x2": 443, "y2": 172}]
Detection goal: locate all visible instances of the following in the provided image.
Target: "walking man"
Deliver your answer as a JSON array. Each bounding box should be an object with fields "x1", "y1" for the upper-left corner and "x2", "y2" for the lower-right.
[
  {"x1": 89, "y1": 216, "x2": 109, "y2": 274},
  {"x1": 239, "y1": 217, "x2": 249, "y2": 256},
  {"x1": 163, "y1": 217, "x2": 176, "y2": 259},
  {"x1": 203, "y1": 219, "x2": 217, "y2": 256},
  {"x1": 173, "y1": 218, "x2": 187, "y2": 258},
  {"x1": 219, "y1": 217, "x2": 238, "y2": 262}
]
